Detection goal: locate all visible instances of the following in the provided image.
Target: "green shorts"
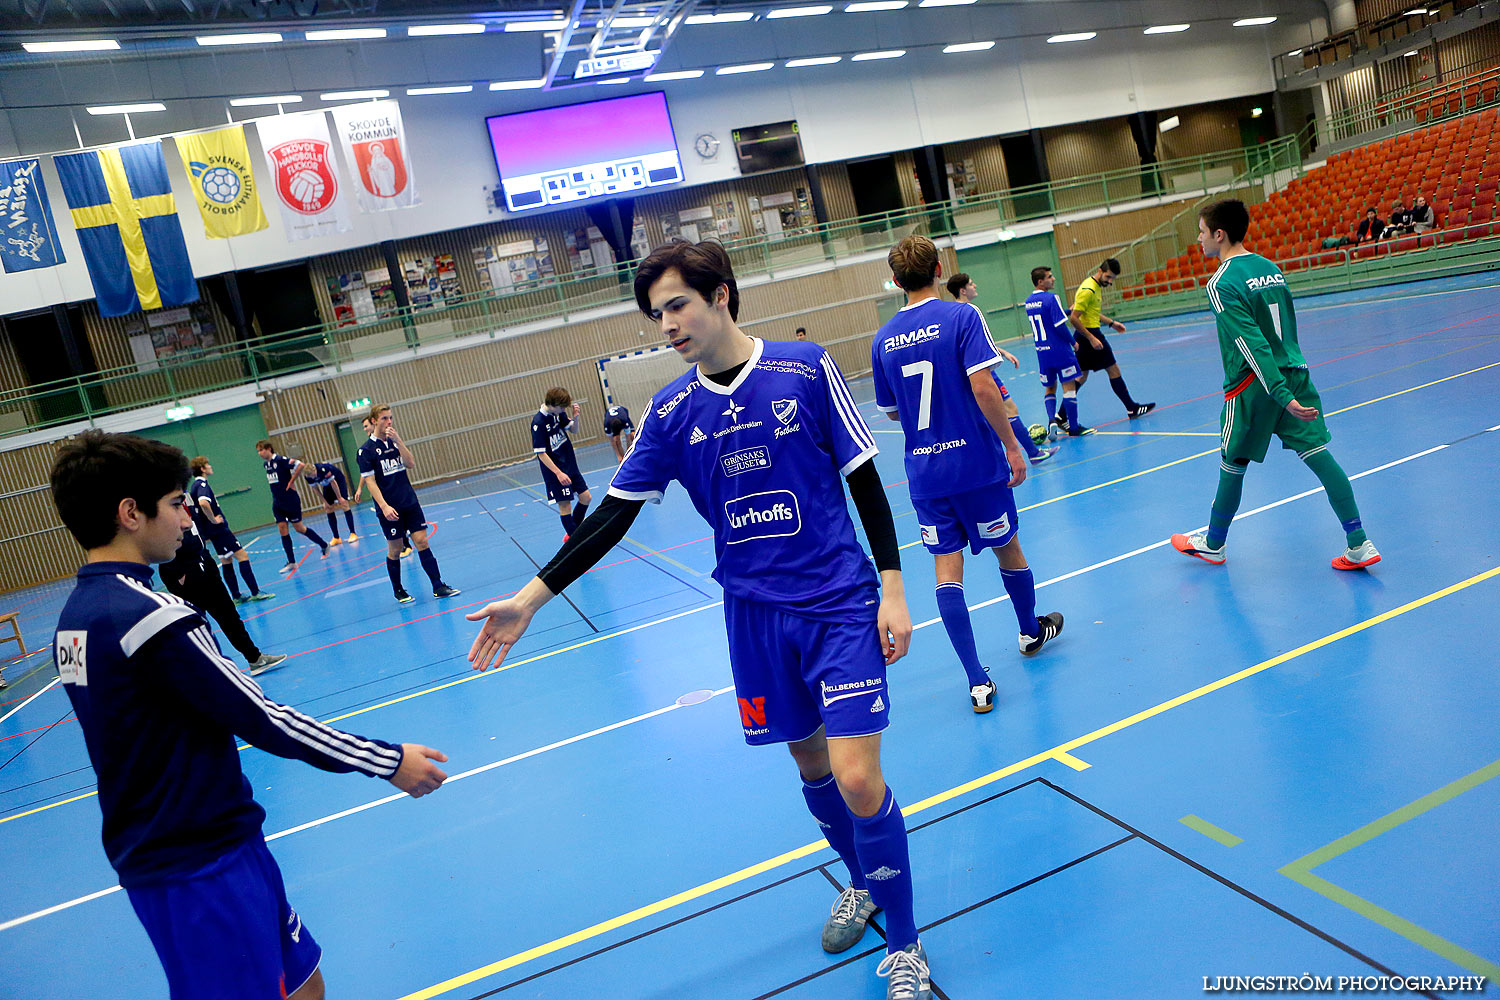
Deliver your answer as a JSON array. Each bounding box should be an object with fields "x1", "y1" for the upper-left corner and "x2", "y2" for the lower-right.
[{"x1": 1220, "y1": 367, "x2": 1332, "y2": 464}]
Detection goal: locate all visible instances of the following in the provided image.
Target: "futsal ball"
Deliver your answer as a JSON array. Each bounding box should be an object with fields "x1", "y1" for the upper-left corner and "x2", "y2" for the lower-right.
[
  {"x1": 1028, "y1": 423, "x2": 1048, "y2": 445},
  {"x1": 201, "y1": 166, "x2": 241, "y2": 204},
  {"x1": 288, "y1": 169, "x2": 325, "y2": 210}
]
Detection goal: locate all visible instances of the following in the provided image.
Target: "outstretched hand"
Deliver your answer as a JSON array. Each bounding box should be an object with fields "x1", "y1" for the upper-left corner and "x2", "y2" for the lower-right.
[
  {"x1": 389, "y1": 743, "x2": 448, "y2": 797},
  {"x1": 466, "y1": 598, "x2": 537, "y2": 672}
]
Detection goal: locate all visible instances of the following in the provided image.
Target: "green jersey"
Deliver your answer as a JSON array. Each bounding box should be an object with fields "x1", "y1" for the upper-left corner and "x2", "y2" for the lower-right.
[{"x1": 1204, "y1": 252, "x2": 1308, "y2": 410}]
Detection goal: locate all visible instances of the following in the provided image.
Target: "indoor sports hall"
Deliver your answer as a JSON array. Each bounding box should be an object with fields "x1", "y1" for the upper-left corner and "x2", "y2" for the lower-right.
[{"x1": 1, "y1": 2, "x2": 1497, "y2": 998}]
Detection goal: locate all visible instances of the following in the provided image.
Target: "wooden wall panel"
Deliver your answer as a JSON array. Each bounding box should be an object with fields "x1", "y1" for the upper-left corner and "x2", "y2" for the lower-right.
[
  {"x1": 1053, "y1": 199, "x2": 1201, "y2": 291},
  {"x1": 818, "y1": 161, "x2": 859, "y2": 222},
  {"x1": 1043, "y1": 118, "x2": 1137, "y2": 182},
  {"x1": 1437, "y1": 20, "x2": 1500, "y2": 77},
  {"x1": 942, "y1": 136, "x2": 1010, "y2": 195},
  {"x1": 1157, "y1": 99, "x2": 1261, "y2": 160},
  {"x1": 892, "y1": 149, "x2": 924, "y2": 209}
]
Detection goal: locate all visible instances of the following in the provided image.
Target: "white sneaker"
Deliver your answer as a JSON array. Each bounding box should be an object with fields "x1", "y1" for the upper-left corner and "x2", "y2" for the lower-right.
[
  {"x1": 1171, "y1": 531, "x2": 1226, "y2": 565},
  {"x1": 970, "y1": 679, "x2": 997, "y2": 714},
  {"x1": 277, "y1": 562, "x2": 297, "y2": 575},
  {"x1": 876, "y1": 942, "x2": 932, "y2": 1000},
  {"x1": 1332, "y1": 539, "x2": 1381, "y2": 570}
]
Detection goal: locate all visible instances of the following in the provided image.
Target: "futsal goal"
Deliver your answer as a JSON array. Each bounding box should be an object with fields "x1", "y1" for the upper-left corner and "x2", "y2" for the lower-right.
[{"x1": 596, "y1": 346, "x2": 687, "y2": 429}]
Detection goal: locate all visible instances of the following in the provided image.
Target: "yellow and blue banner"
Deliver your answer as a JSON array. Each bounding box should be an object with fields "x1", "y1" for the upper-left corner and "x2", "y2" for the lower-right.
[
  {"x1": 176, "y1": 125, "x2": 268, "y2": 239},
  {"x1": 0, "y1": 158, "x2": 66, "y2": 273},
  {"x1": 54, "y1": 141, "x2": 197, "y2": 317}
]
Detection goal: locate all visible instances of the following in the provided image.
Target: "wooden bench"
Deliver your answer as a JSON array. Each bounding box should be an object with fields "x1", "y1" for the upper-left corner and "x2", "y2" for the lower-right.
[{"x1": 0, "y1": 611, "x2": 26, "y2": 656}]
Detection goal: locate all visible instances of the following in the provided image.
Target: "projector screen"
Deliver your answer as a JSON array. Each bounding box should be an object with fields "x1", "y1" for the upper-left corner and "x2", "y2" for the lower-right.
[{"x1": 487, "y1": 92, "x2": 684, "y2": 212}]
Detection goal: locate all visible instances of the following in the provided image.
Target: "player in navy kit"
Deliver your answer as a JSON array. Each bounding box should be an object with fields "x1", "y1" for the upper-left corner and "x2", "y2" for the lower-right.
[
  {"x1": 533, "y1": 388, "x2": 592, "y2": 537},
  {"x1": 467, "y1": 241, "x2": 930, "y2": 1000},
  {"x1": 188, "y1": 457, "x2": 270, "y2": 603},
  {"x1": 49, "y1": 430, "x2": 448, "y2": 1000},
  {"x1": 358, "y1": 404, "x2": 459, "y2": 604},
  {"x1": 946, "y1": 273, "x2": 1057, "y2": 464},
  {"x1": 303, "y1": 459, "x2": 358, "y2": 545},
  {"x1": 255, "y1": 441, "x2": 329, "y2": 573},
  {"x1": 880, "y1": 239, "x2": 1064, "y2": 714},
  {"x1": 355, "y1": 416, "x2": 409, "y2": 558},
  {"x1": 1023, "y1": 267, "x2": 1090, "y2": 437},
  {"x1": 603, "y1": 403, "x2": 635, "y2": 462}
]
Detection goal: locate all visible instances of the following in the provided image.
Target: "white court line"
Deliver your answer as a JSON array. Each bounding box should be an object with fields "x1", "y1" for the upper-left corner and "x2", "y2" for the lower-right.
[
  {"x1": 323, "y1": 579, "x2": 390, "y2": 599},
  {"x1": 0, "y1": 441, "x2": 1458, "y2": 934},
  {"x1": 0, "y1": 677, "x2": 60, "y2": 727},
  {"x1": 0, "y1": 685, "x2": 734, "y2": 934}
]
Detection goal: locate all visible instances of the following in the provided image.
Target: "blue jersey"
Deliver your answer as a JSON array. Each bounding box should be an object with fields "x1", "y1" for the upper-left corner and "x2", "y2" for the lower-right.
[
  {"x1": 304, "y1": 461, "x2": 345, "y2": 490},
  {"x1": 604, "y1": 404, "x2": 634, "y2": 435},
  {"x1": 263, "y1": 454, "x2": 300, "y2": 502},
  {"x1": 357, "y1": 436, "x2": 418, "y2": 509},
  {"x1": 188, "y1": 475, "x2": 223, "y2": 532},
  {"x1": 1024, "y1": 291, "x2": 1075, "y2": 354},
  {"x1": 871, "y1": 296, "x2": 1009, "y2": 499},
  {"x1": 532, "y1": 409, "x2": 580, "y2": 474},
  {"x1": 55, "y1": 562, "x2": 401, "y2": 887},
  {"x1": 609, "y1": 339, "x2": 880, "y2": 621}
]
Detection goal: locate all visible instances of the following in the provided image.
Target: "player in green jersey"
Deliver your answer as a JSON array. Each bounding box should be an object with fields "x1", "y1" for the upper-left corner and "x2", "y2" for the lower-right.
[{"x1": 1171, "y1": 199, "x2": 1380, "y2": 570}]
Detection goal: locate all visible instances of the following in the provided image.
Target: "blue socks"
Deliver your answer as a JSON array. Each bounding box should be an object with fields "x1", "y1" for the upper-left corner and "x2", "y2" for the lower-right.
[
  {"x1": 1009, "y1": 416, "x2": 1041, "y2": 458},
  {"x1": 852, "y1": 787, "x2": 917, "y2": 953},
  {"x1": 935, "y1": 582, "x2": 988, "y2": 687},
  {"x1": 802, "y1": 774, "x2": 864, "y2": 890},
  {"x1": 1000, "y1": 566, "x2": 1038, "y2": 636},
  {"x1": 1044, "y1": 393, "x2": 1058, "y2": 424},
  {"x1": 1063, "y1": 392, "x2": 1079, "y2": 429},
  {"x1": 417, "y1": 547, "x2": 443, "y2": 588}
]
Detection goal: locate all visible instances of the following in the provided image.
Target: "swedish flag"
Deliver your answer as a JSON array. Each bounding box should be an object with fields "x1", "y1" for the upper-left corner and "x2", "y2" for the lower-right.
[{"x1": 54, "y1": 141, "x2": 198, "y2": 317}]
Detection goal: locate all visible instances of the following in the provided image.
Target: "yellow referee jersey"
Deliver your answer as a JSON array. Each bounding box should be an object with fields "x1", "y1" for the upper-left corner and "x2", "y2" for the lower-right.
[{"x1": 1071, "y1": 276, "x2": 1104, "y2": 328}]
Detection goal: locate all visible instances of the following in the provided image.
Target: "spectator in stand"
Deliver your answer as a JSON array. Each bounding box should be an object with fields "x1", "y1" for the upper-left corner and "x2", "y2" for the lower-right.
[
  {"x1": 794, "y1": 326, "x2": 809, "y2": 342},
  {"x1": 1410, "y1": 195, "x2": 1435, "y2": 234},
  {"x1": 1382, "y1": 200, "x2": 1414, "y2": 239},
  {"x1": 1354, "y1": 207, "x2": 1384, "y2": 245}
]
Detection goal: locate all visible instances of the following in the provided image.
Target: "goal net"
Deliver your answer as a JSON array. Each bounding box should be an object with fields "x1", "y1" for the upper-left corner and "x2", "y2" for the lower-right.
[{"x1": 597, "y1": 346, "x2": 688, "y2": 430}]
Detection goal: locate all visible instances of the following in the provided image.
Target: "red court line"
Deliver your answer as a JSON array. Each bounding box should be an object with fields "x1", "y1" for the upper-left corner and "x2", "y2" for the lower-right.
[{"x1": 0, "y1": 717, "x2": 75, "y2": 742}]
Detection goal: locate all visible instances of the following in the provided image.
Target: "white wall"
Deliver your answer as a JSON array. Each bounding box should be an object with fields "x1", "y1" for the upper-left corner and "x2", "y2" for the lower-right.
[{"x1": 0, "y1": 5, "x2": 1317, "y2": 315}]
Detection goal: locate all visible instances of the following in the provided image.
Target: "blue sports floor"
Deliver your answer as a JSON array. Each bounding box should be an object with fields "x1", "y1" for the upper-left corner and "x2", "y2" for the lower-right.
[{"x1": 2, "y1": 273, "x2": 1498, "y2": 999}]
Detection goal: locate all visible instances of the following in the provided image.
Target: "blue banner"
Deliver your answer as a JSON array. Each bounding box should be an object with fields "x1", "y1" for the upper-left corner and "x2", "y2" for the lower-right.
[{"x1": 0, "y1": 158, "x2": 65, "y2": 273}]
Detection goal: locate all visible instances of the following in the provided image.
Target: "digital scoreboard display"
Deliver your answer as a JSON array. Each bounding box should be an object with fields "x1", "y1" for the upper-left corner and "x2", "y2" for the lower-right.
[
  {"x1": 487, "y1": 92, "x2": 683, "y2": 212},
  {"x1": 733, "y1": 120, "x2": 805, "y2": 175}
]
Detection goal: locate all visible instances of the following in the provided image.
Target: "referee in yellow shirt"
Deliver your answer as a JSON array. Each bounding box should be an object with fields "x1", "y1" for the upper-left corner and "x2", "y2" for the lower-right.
[{"x1": 1062, "y1": 258, "x2": 1155, "y2": 429}]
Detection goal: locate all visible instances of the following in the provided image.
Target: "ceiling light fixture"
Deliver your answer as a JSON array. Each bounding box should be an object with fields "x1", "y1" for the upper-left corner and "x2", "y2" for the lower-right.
[
  {"x1": 1404, "y1": 49, "x2": 1419, "y2": 56},
  {"x1": 22, "y1": 39, "x2": 119, "y2": 52},
  {"x1": 786, "y1": 55, "x2": 842, "y2": 66},
  {"x1": 845, "y1": 1, "x2": 908, "y2": 10},
  {"x1": 596, "y1": 76, "x2": 633, "y2": 84},
  {"x1": 86, "y1": 102, "x2": 166, "y2": 115},
  {"x1": 229, "y1": 95, "x2": 304, "y2": 106},
  {"x1": 490, "y1": 78, "x2": 547, "y2": 89},
  {"x1": 716, "y1": 61, "x2": 775, "y2": 73},
  {"x1": 319, "y1": 89, "x2": 389, "y2": 100},
  {"x1": 196, "y1": 32, "x2": 283, "y2": 46},
  {"x1": 406, "y1": 85, "x2": 475, "y2": 95},
  {"x1": 766, "y1": 5, "x2": 832, "y2": 17},
  {"x1": 305, "y1": 27, "x2": 387, "y2": 40},
  {"x1": 918, "y1": 0, "x2": 977, "y2": 6},
  {"x1": 644, "y1": 69, "x2": 706, "y2": 80},
  {"x1": 503, "y1": 19, "x2": 569, "y2": 31},
  {"x1": 407, "y1": 24, "x2": 486, "y2": 36},
  {"x1": 1159, "y1": 115, "x2": 1181, "y2": 131},
  {"x1": 851, "y1": 49, "x2": 905, "y2": 60},
  {"x1": 1251, "y1": 107, "x2": 1264, "y2": 117},
  {"x1": 1144, "y1": 24, "x2": 1190, "y2": 34},
  {"x1": 1233, "y1": 17, "x2": 1277, "y2": 26},
  {"x1": 1047, "y1": 32, "x2": 1097, "y2": 43},
  {"x1": 943, "y1": 40, "x2": 994, "y2": 53},
  {"x1": 685, "y1": 11, "x2": 756, "y2": 22}
]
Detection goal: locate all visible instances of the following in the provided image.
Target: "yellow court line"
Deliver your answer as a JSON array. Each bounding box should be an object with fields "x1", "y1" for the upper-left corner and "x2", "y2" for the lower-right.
[
  {"x1": 394, "y1": 564, "x2": 1500, "y2": 1000},
  {"x1": 1323, "y1": 360, "x2": 1500, "y2": 417},
  {"x1": 1051, "y1": 751, "x2": 1092, "y2": 771}
]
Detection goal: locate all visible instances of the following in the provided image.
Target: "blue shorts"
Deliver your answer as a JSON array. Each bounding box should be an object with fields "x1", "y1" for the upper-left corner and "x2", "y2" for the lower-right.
[
  {"x1": 379, "y1": 502, "x2": 428, "y2": 540},
  {"x1": 912, "y1": 483, "x2": 1020, "y2": 555},
  {"x1": 723, "y1": 594, "x2": 889, "y2": 746},
  {"x1": 1037, "y1": 350, "x2": 1083, "y2": 387},
  {"x1": 271, "y1": 495, "x2": 302, "y2": 524},
  {"x1": 541, "y1": 463, "x2": 588, "y2": 504},
  {"x1": 203, "y1": 525, "x2": 241, "y2": 557},
  {"x1": 126, "y1": 837, "x2": 322, "y2": 1000}
]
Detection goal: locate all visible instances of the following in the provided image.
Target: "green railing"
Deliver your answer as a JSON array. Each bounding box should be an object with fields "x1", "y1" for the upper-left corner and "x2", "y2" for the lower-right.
[
  {"x1": 0, "y1": 136, "x2": 1303, "y2": 439},
  {"x1": 1318, "y1": 56, "x2": 1500, "y2": 147}
]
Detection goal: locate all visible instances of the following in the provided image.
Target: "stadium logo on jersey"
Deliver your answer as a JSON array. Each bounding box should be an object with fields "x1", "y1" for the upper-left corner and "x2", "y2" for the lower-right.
[
  {"x1": 920, "y1": 523, "x2": 939, "y2": 547},
  {"x1": 978, "y1": 513, "x2": 1012, "y2": 539},
  {"x1": 689, "y1": 426, "x2": 708, "y2": 445},
  {"x1": 1246, "y1": 273, "x2": 1287, "y2": 291},
  {"x1": 656, "y1": 381, "x2": 698, "y2": 418},
  {"x1": 820, "y1": 676, "x2": 883, "y2": 707},
  {"x1": 724, "y1": 490, "x2": 801, "y2": 544},
  {"x1": 56, "y1": 631, "x2": 88, "y2": 686},
  {"x1": 722, "y1": 446, "x2": 772, "y2": 477},
  {"x1": 883, "y1": 325, "x2": 942, "y2": 353}
]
